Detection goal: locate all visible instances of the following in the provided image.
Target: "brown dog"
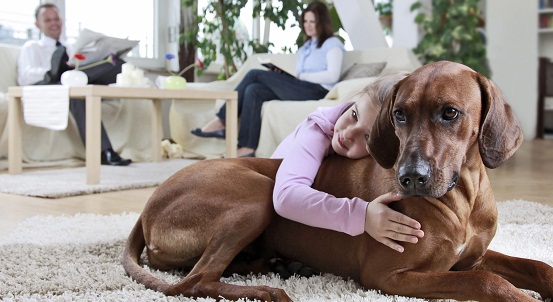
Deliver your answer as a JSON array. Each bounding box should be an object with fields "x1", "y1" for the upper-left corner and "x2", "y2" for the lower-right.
[{"x1": 123, "y1": 61, "x2": 553, "y2": 301}]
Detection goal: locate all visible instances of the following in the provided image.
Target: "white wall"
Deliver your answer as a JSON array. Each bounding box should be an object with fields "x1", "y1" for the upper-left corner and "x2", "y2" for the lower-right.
[
  {"x1": 486, "y1": 0, "x2": 538, "y2": 139},
  {"x1": 333, "y1": 0, "x2": 388, "y2": 49},
  {"x1": 392, "y1": 0, "x2": 426, "y2": 48}
]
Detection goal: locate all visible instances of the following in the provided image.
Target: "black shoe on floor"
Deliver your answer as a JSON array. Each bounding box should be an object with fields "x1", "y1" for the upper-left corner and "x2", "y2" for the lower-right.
[
  {"x1": 101, "y1": 148, "x2": 132, "y2": 166},
  {"x1": 190, "y1": 128, "x2": 225, "y2": 139}
]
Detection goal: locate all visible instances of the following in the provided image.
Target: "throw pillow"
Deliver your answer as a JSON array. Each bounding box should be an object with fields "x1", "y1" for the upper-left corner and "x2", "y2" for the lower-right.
[{"x1": 339, "y1": 62, "x2": 387, "y2": 81}]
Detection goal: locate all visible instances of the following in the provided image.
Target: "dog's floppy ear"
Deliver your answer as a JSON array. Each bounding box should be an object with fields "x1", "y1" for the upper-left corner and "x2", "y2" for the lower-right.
[
  {"x1": 476, "y1": 73, "x2": 523, "y2": 169},
  {"x1": 368, "y1": 81, "x2": 401, "y2": 169}
]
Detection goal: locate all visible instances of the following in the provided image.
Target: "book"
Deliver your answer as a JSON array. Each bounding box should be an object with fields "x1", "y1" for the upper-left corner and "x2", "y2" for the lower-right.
[{"x1": 257, "y1": 58, "x2": 295, "y2": 78}]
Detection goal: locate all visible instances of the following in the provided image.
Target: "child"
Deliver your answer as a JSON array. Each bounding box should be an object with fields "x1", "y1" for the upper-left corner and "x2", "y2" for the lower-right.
[{"x1": 272, "y1": 72, "x2": 424, "y2": 253}]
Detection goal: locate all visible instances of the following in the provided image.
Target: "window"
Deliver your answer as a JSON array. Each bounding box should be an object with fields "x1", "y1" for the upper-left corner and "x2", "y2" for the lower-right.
[
  {"x1": 0, "y1": 0, "x2": 179, "y2": 69},
  {"x1": 0, "y1": 0, "x2": 40, "y2": 45},
  {"x1": 65, "y1": 0, "x2": 155, "y2": 58},
  {"x1": 64, "y1": 0, "x2": 178, "y2": 69},
  {"x1": 197, "y1": 0, "x2": 302, "y2": 55}
]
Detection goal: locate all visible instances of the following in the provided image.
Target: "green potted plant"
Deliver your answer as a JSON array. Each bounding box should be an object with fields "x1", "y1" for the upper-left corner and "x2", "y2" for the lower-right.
[
  {"x1": 410, "y1": 0, "x2": 490, "y2": 77},
  {"x1": 181, "y1": 0, "x2": 343, "y2": 79},
  {"x1": 375, "y1": 0, "x2": 393, "y2": 33},
  {"x1": 182, "y1": 0, "x2": 304, "y2": 79}
]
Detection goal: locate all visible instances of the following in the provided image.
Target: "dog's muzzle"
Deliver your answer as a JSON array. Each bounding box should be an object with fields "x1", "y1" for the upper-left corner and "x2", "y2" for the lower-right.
[
  {"x1": 396, "y1": 153, "x2": 459, "y2": 198},
  {"x1": 397, "y1": 159, "x2": 431, "y2": 197},
  {"x1": 397, "y1": 156, "x2": 459, "y2": 198},
  {"x1": 447, "y1": 173, "x2": 459, "y2": 192}
]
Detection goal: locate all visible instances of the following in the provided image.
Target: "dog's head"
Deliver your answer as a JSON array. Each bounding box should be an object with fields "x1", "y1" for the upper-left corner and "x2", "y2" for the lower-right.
[{"x1": 368, "y1": 61, "x2": 523, "y2": 198}]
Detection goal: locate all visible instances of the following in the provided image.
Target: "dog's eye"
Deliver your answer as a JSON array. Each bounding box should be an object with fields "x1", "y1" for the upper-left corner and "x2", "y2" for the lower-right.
[
  {"x1": 442, "y1": 108, "x2": 459, "y2": 120},
  {"x1": 393, "y1": 110, "x2": 406, "y2": 122}
]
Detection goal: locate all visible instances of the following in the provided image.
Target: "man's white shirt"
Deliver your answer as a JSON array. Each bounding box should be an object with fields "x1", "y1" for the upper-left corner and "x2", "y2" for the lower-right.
[{"x1": 18, "y1": 36, "x2": 74, "y2": 86}]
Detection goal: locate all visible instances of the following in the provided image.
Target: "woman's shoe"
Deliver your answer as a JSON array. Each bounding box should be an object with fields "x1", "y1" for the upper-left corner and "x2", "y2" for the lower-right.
[
  {"x1": 239, "y1": 152, "x2": 256, "y2": 158},
  {"x1": 190, "y1": 128, "x2": 225, "y2": 139}
]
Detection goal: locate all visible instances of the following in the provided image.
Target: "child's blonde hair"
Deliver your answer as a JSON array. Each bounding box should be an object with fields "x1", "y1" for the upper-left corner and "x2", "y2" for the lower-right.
[
  {"x1": 350, "y1": 71, "x2": 409, "y2": 152},
  {"x1": 357, "y1": 71, "x2": 410, "y2": 109}
]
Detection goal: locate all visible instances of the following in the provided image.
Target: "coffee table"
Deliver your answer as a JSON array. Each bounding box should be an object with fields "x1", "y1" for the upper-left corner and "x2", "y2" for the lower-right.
[{"x1": 8, "y1": 85, "x2": 238, "y2": 185}]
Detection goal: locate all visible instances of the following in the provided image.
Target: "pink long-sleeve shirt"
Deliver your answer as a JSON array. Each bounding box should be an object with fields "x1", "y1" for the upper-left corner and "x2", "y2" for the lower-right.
[{"x1": 271, "y1": 102, "x2": 369, "y2": 236}]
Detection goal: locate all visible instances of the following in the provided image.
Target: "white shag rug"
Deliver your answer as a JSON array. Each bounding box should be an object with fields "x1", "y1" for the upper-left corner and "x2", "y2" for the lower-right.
[
  {"x1": 0, "y1": 159, "x2": 198, "y2": 198},
  {"x1": 0, "y1": 200, "x2": 552, "y2": 301}
]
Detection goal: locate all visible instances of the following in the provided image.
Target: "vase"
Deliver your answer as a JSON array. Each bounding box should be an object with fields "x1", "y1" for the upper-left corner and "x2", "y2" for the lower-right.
[
  {"x1": 60, "y1": 70, "x2": 88, "y2": 86},
  {"x1": 164, "y1": 76, "x2": 187, "y2": 89}
]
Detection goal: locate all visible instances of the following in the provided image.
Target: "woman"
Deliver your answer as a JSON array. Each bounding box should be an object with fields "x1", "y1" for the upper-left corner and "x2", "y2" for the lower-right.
[
  {"x1": 191, "y1": 0, "x2": 345, "y2": 158},
  {"x1": 272, "y1": 72, "x2": 425, "y2": 253}
]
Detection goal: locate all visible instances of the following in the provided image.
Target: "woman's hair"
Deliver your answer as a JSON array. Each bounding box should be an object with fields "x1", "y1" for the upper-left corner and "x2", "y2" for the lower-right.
[{"x1": 301, "y1": 0, "x2": 334, "y2": 48}]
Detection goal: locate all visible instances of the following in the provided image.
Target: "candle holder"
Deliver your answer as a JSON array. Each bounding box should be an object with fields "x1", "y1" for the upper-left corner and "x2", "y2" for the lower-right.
[{"x1": 115, "y1": 63, "x2": 147, "y2": 87}]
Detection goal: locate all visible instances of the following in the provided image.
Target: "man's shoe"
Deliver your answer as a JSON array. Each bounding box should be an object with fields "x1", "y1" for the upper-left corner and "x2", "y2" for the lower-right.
[
  {"x1": 49, "y1": 44, "x2": 69, "y2": 82},
  {"x1": 190, "y1": 128, "x2": 225, "y2": 139},
  {"x1": 101, "y1": 148, "x2": 132, "y2": 166}
]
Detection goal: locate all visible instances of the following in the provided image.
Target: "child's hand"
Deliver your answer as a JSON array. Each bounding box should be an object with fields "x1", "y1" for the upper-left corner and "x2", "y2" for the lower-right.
[{"x1": 364, "y1": 192, "x2": 424, "y2": 253}]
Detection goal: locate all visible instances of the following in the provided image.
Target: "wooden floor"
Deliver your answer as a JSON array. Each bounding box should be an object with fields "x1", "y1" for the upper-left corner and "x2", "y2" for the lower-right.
[{"x1": 1, "y1": 139, "x2": 552, "y2": 238}]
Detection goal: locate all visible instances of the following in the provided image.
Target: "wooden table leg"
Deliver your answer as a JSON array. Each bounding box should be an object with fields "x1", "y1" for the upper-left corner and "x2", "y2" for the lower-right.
[
  {"x1": 86, "y1": 95, "x2": 102, "y2": 185},
  {"x1": 151, "y1": 99, "x2": 162, "y2": 162},
  {"x1": 8, "y1": 95, "x2": 23, "y2": 174},
  {"x1": 225, "y1": 98, "x2": 238, "y2": 158}
]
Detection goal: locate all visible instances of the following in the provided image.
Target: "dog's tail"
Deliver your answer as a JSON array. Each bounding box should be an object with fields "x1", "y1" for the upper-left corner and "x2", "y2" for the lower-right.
[{"x1": 121, "y1": 216, "x2": 201, "y2": 295}]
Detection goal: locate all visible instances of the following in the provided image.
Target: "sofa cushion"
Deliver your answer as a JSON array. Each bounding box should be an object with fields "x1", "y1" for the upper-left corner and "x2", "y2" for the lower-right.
[
  {"x1": 325, "y1": 76, "x2": 378, "y2": 101},
  {"x1": 339, "y1": 62, "x2": 387, "y2": 81},
  {"x1": 0, "y1": 43, "x2": 21, "y2": 92}
]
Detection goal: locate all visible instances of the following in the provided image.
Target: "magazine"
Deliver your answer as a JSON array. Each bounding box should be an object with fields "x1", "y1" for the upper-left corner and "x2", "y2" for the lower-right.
[{"x1": 71, "y1": 28, "x2": 139, "y2": 65}]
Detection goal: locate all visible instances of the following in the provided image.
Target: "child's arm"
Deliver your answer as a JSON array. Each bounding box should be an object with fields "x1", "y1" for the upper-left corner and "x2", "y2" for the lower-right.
[
  {"x1": 273, "y1": 104, "x2": 423, "y2": 249},
  {"x1": 364, "y1": 193, "x2": 424, "y2": 253},
  {"x1": 273, "y1": 115, "x2": 368, "y2": 236}
]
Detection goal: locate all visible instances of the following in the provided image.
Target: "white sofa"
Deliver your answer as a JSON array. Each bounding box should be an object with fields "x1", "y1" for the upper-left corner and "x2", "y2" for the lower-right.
[
  {"x1": 170, "y1": 47, "x2": 422, "y2": 158},
  {"x1": 0, "y1": 43, "x2": 154, "y2": 170}
]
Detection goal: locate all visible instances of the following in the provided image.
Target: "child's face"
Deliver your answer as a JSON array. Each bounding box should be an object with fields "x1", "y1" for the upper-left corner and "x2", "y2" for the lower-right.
[{"x1": 332, "y1": 96, "x2": 378, "y2": 159}]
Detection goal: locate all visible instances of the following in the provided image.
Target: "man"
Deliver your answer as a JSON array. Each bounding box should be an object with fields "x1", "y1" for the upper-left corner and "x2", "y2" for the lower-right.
[{"x1": 18, "y1": 3, "x2": 131, "y2": 166}]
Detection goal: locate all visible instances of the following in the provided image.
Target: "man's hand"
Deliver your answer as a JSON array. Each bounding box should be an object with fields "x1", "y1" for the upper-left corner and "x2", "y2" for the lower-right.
[{"x1": 364, "y1": 192, "x2": 424, "y2": 253}]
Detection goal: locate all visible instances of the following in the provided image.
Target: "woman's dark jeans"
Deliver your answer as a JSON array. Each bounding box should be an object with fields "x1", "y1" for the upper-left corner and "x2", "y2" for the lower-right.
[{"x1": 216, "y1": 69, "x2": 329, "y2": 150}]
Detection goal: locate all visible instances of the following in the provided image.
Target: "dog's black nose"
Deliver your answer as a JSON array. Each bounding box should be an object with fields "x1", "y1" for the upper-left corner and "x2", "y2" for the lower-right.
[
  {"x1": 398, "y1": 158, "x2": 431, "y2": 193},
  {"x1": 400, "y1": 174, "x2": 428, "y2": 187}
]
